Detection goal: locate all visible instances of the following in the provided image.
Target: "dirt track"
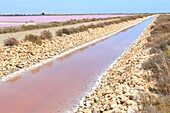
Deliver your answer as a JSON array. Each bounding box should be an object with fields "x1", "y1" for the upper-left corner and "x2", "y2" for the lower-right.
[{"x1": 0, "y1": 19, "x2": 117, "y2": 46}]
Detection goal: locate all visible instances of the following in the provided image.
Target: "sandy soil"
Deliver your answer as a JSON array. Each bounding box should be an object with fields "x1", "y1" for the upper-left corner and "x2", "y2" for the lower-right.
[{"x1": 0, "y1": 19, "x2": 117, "y2": 46}]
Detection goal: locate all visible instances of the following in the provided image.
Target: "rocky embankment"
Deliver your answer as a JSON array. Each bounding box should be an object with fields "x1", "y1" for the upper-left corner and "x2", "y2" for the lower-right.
[
  {"x1": 0, "y1": 16, "x2": 151, "y2": 79},
  {"x1": 74, "y1": 17, "x2": 157, "y2": 112}
]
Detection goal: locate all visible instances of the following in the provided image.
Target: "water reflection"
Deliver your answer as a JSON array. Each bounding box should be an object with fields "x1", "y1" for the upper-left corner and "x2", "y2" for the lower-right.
[
  {"x1": 7, "y1": 74, "x2": 23, "y2": 83},
  {"x1": 0, "y1": 17, "x2": 155, "y2": 113}
]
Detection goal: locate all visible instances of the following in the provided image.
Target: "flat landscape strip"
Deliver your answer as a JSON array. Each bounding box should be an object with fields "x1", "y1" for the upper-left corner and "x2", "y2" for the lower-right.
[
  {"x1": 0, "y1": 16, "x2": 119, "y2": 34},
  {"x1": 0, "y1": 18, "x2": 116, "y2": 46},
  {"x1": 0, "y1": 15, "x2": 122, "y2": 22}
]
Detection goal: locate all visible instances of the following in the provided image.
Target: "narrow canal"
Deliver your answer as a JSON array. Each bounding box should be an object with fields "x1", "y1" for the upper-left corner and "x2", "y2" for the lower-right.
[{"x1": 0, "y1": 17, "x2": 154, "y2": 113}]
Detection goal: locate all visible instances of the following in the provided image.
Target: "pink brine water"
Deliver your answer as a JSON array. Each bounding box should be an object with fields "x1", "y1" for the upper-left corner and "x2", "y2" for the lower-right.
[
  {"x1": 0, "y1": 24, "x2": 21, "y2": 27},
  {"x1": 0, "y1": 15, "x2": 126, "y2": 23}
]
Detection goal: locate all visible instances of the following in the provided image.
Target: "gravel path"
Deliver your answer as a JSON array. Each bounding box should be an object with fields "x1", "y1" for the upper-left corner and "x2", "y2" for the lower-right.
[{"x1": 0, "y1": 19, "x2": 117, "y2": 46}]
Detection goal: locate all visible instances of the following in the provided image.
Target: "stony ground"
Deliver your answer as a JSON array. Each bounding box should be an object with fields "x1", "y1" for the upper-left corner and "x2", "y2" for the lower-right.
[
  {"x1": 0, "y1": 18, "x2": 117, "y2": 46},
  {"x1": 74, "y1": 17, "x2": 156, "y2": 113},
  {"x1": 0, "y1": 16, "x2": 151, "y2": 78}
]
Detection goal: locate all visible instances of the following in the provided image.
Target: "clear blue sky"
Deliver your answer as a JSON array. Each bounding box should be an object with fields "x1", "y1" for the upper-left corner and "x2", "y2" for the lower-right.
[{"x1": 0, "y1": 0, "x2": 169, "y2": 14}]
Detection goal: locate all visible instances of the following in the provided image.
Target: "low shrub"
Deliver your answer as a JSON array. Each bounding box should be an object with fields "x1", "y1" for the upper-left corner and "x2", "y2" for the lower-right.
[
  {"x1": 56, "y1": 28, "x2": 71, "y2": 36},
  {"x1": 70, "y1": 28, "x2": 79, "y2": 33},
  {"x1": 61, "y1": 28, "x2": 72, "y2": 35},
  {"x1": 153, "y1": 23, "x2": 170, "y2": 33},
  {"x1": 149, "y1": 47, "x2": 159, "y2": 54},
  {"x1": 24, "y1": 34, "x2": 42, "y2": 45},
  {"x1": 96, "y1": 23, "x2": 105, "y2": 28},
  {"x1": 159, "y1": 41, "x2": 167, "y2": 51},
  {"x1": 77, "y1": 25, "x2": 88, "y2": 32},
  {"x1": 4, "y1": 37, "x2": 19, "y2": 46},
  {"x1": 54, "y1": 15, "x2": 150, "y2": 37},
  {"x1": 152, "y1": 54, "x2": 164, "y2": 64},
  {"x1": 141, "y1": 58, "x2": 157, "y2": 70},
  {"x1": 56, "y1": 30, "x2": 63, "y2": 36},
  {"x1": 87, "y1": 24, "x2": 97, "y2": 29},
  {"x1": 56, "y1": 26, "x2": 88, "y2": 36},
  {"x1": 142, "y1": 54, "x2": 165, "y2": 73},
  {"x1": 40, "y1": 30, "x2": 52, "y2": 40}
]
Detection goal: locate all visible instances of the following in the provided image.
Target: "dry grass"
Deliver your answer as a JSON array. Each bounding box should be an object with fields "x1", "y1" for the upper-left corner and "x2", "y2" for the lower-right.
[
  {"x1": 0, "y1": 16, "x2": 119, "y2": 34},
  {"x1": 0, "y1": 14, "x2": 151, "y2": 35},
  {"x1": 3, "y1": 37, "x2": 19, "y2": 46},
  {"x1": 141, "y1": 15, "x2": 170, "y2": 113},
  {"x1": 55, "y1": 14, "x2": 151, "y2": 37},
  {"x1": 40, "y1": 30, "x2": 53, "y2": 40},
  {"x1": 24, "y1": 34, "x2": 42, "y2": 45}
]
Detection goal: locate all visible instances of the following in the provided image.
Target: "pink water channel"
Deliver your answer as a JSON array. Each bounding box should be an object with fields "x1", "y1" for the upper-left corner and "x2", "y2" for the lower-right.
[
  {"x1": 0, "y1": 17, "x2": 154, "y2": 113},
  {"x1": 0, "y1": 15, "x2": 127, "y2": 27}
]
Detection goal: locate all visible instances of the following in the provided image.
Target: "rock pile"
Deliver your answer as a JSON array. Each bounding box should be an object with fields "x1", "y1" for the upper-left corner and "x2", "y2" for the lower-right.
[{"x1": 74, "y1": 17, "x2": 156, "y2": 113}]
